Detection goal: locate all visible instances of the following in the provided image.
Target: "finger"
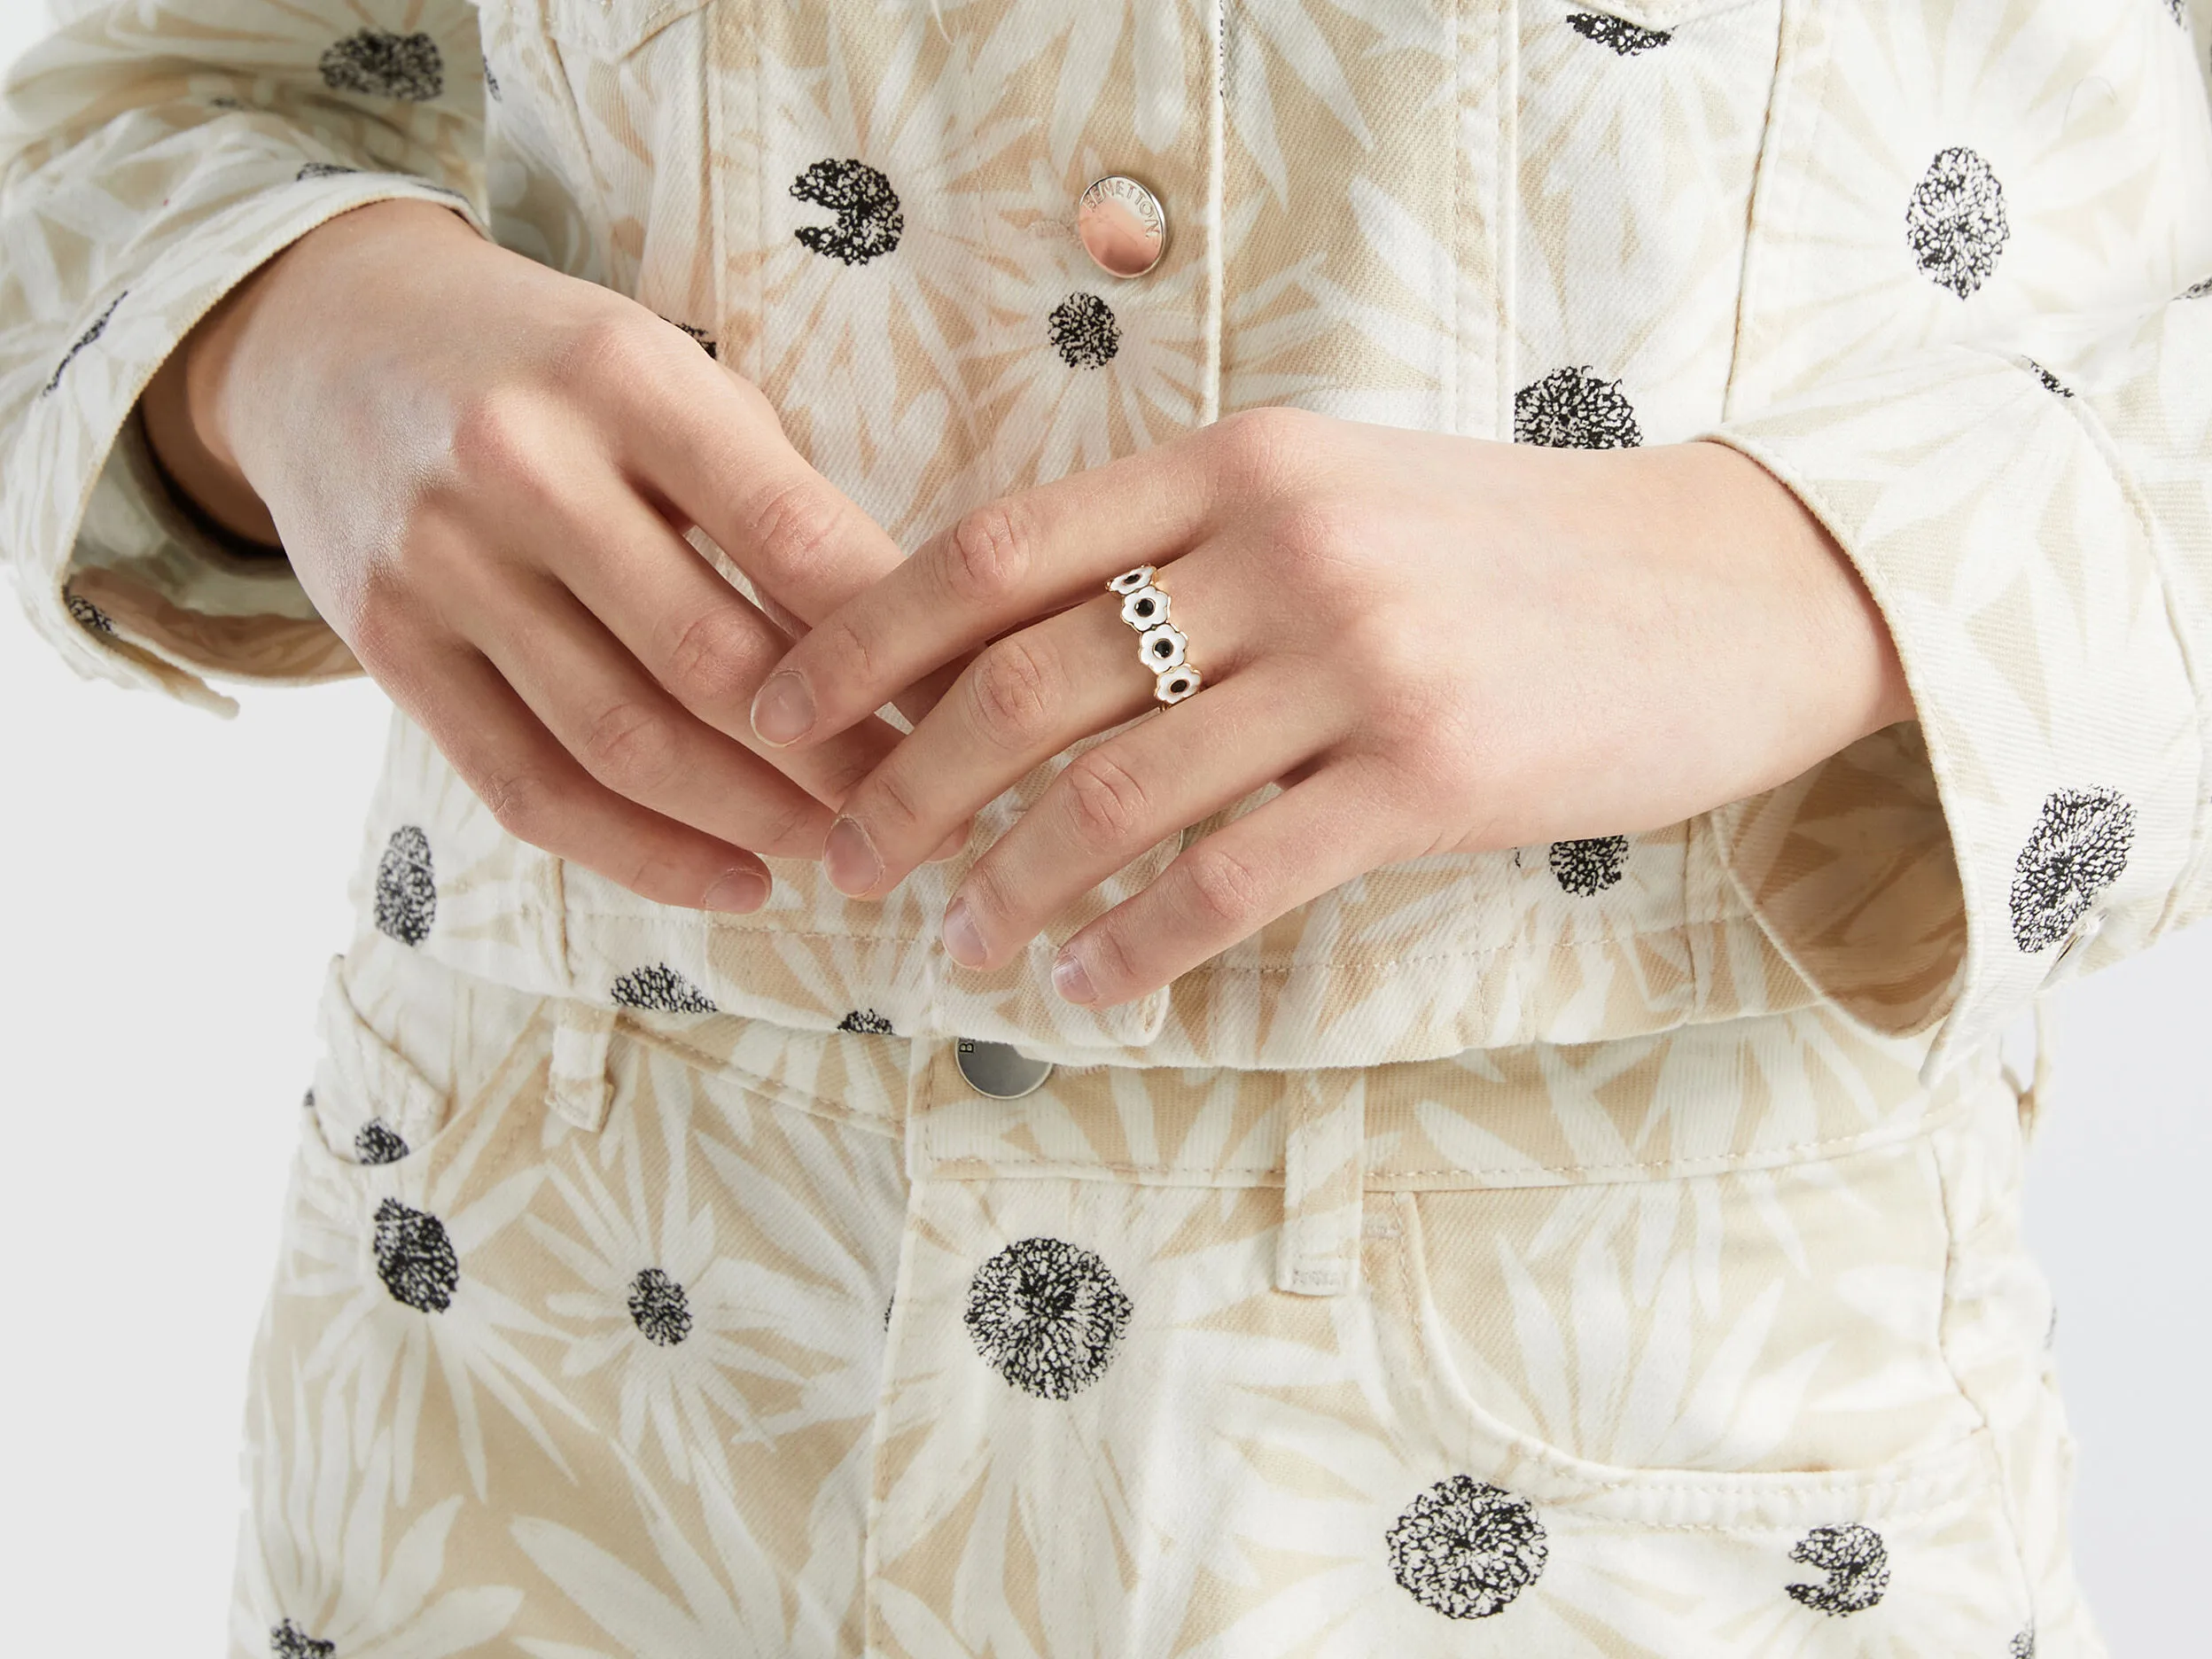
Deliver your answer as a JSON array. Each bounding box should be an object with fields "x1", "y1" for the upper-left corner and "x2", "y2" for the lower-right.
[
  {"x1": 749, "y1": 437, "x2": 1225, "y2": 749},
  {"x1": 939, "y1": 667, "x2": 1334, "y2": 971},
  {"x1": 1049, "y1": 771, "x2": 1392, "y2": 1008},
  {"x1": 819, "y1": 562, "x2": 1256, "y2": 899},
  {"x1": 544, "y1": 482, "x2": 904, "y2": 806},
  {"x1": 401, "y1": 644, "x2": 772, "y2": 913},
  {"x1": 471, "y1": 576, "x2": 836, "y2": 859},
  {"x1": 624, "y1": 355, "x2": 907, "y2": 625}
]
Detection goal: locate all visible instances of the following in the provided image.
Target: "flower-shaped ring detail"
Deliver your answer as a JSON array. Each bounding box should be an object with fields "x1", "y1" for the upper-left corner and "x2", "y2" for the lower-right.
[{"x1": 1107, "y1": 568, "x2": 1203, "y2": 705}]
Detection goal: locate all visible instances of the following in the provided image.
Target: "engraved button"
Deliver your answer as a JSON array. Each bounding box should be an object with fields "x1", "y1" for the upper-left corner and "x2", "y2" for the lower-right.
[
  {"x1": 955, "y1": 1038, "x2": 1055, "y2": 1100},
  {"x1": 1079, "y1": 175, "x2": 1167, "y2": 278}
]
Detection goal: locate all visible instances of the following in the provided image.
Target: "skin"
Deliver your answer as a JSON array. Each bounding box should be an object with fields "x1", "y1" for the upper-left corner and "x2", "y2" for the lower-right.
[
  {"x1": 749, "y1": 409, "x2": 1913, "y2": 1009},
  {"x1": 144, "y1": 199, "x2": 955, "y2": 913},
  {"x1": 150, "y1": 204, "x2": 1910, "y2": 995}
]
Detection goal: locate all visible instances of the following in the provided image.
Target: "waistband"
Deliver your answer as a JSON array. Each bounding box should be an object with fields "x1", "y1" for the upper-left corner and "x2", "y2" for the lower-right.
[
  {"x1": 574, "y1": 988, "x2": 2009, "y2": 1299},
  {"x1": 327, "y1": 934, "x2": 2012, "y2": 1304}
]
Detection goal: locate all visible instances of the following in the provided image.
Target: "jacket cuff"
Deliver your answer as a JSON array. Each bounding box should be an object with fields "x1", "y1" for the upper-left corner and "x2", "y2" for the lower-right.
[
  {"x1": 1704, "y1": 347, "x2": 2200, "y2": 1084},
  {"x1": 12, "y1": 170, "x2": 483, "y2": 713}
]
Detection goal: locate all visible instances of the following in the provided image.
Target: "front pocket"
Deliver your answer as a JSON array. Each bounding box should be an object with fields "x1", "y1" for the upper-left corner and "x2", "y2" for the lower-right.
[
  {"x1": 305, "y1": 956, "x2": 453, "y2": 1171},
  {"x1": 1382, "y1": 1133, "x2": 1988, "y2": 1479},
  {"x1": 1354, "y1": 1187, "x2": 2035, "y2": 1646},
  {"x1": 300, "y1": 947, "x2": 548, "y2": 1178}
]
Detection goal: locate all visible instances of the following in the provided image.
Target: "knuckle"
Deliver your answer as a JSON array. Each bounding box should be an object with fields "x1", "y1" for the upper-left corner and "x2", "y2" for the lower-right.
[
  {"x1": 814, "y1": 611, "x2": 879, "y2": 693},
  {"x1": 1211, "y1": 405, "x2": 1316, "y2": 493},
  {"x1": 447, "y1": 385, "x2": 553, "y2": 487},
  {"x1": 1179, "y1": 845, "x2": 1266, "y2": 931},
  {"x1": 665, "y1": 605, "x2": 767, "y2": 709},
  {"x1": 959, "y1": 856, "x2": 1015, "y2": 928},
  {"x1": 860, "y1": 760, "x2": 924, "y2": 839},
  {"x1": 966, "y1": 636, "x2": 1058, "y2": 752},
  {"x1": 343, "y1": 573, "x2": 410, "y2": 675},
  {"x1": 547, "y1": 306, "x2": 654, "y2": 393},
  {"x1": 747, "y1": 478, "x2": 848, "y2": 583},
  {"x1": 575, "y1": 699, "x2": 682, "y2": 796},
  {"x1": 474, "y1": 767, "x2": 559, "y2": 845},
  {"x1": 1059, "y1": 749, "x2": 1149, "y2": 851},
  {"x1": 1082, "y1": 923, "x2": 1139, "y2": 996},
  {"x1": 942, "y1": 500, "x2": 1033, "y2": 603}
]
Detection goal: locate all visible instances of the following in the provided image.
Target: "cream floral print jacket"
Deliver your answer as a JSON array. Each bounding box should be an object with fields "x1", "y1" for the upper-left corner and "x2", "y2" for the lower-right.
[{"x1": 4, "y1": 0, "x2": 2211, "y2": 1078}]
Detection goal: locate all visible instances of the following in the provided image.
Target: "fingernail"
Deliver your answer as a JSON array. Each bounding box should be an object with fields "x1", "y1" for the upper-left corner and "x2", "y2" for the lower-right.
[
  {"x1": 824, "y1": 816, "x2": 882, "y2": 895},
  {"x1": 751, "y1": 672, "x2": 815, "y2": 746},
  {"x1": 941, "y1": 899, "x2": 986, "y2": 968},
  {"x1": 703, "y1": 868, "x2": 769, "y2": 914},
  {"x1": 1052, "y1": 949, "x2": 1097, "y2": 1005},
  {"x1": 926, "y1": 821, "x2": 972, "y2": 864}
]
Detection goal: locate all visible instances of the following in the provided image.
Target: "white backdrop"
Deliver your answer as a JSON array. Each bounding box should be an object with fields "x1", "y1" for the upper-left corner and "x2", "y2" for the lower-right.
[{"x1": 3, "y1": 10, "x2": 2208, "y2": 1653}]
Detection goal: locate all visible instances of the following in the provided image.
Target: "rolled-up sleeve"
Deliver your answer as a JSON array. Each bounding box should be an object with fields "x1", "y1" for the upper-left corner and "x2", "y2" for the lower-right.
[
  {"x1": 1708, "y1": 284, "x2": 2212, "y2": 1083},
  {"x1": 0, "y1": 2, "x2": 486, "y2": 713}
]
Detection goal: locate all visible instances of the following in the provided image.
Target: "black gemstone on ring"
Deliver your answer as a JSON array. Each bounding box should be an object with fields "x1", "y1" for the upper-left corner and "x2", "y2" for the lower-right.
[{"x1": 1152, "y1": 640, "x2": 1172, "y2": 657}]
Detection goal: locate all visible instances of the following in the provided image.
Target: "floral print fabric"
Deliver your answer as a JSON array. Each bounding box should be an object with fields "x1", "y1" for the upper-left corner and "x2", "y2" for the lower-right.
[
  {"x1": 3, "y1": 2, "x2": 2211, "y2": 1077},
  {"x1": 237, "y1": 931, "x2": 2090, "y2": 1654}
]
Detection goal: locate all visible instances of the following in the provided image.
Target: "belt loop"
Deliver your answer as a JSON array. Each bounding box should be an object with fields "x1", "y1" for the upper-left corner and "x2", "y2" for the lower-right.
[
  {"x1": 1277, "y1": 1073, "x2": 1367, "y2": 1297},
  {"x1": 547, "y1": 1000, "x2": 619, "y2": 1132}
]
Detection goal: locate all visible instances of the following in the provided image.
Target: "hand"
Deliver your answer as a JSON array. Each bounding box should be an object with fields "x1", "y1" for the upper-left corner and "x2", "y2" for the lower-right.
[
  {"x1": 745, "y1": 408, "x2": 1913, "y2": 1005},
  {"x1": 144, "y1": 199, "x2": 920, "y2": 912}
]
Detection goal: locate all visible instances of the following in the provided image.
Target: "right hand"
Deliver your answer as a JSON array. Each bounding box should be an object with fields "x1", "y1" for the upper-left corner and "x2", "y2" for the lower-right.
[{"x1": 144, "y1": 199, "x2": 919, "y2": 913}]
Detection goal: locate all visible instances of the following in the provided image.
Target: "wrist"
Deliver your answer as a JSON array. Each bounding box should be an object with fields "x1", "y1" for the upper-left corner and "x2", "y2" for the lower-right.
[
  {"x1": 142, "y1": 199, "x2": 472, "y2": 545},
  {"x1": 1673, "y1": 440, "x2": 1915, "y2": 744}
]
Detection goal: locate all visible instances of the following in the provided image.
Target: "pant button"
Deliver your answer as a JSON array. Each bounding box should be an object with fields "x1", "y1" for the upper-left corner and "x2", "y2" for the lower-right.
[{"x1": 955, "y1": 1039, "x2": 1055, "y2": 1100}]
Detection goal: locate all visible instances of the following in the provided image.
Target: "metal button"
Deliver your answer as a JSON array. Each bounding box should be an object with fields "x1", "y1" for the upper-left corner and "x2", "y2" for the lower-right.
[
  {"x1": 1078, "y1": 175, "x2": 1167, "y2": 278},
  {"x1": 955, "y1": 1039, "x2": 1055, "y2": 1100}
]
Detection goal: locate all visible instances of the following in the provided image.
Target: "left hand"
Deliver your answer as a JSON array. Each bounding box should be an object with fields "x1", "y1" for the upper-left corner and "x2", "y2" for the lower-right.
[{"x1": 747, "y1": 408, "x2": 1912, "y2": 1009}]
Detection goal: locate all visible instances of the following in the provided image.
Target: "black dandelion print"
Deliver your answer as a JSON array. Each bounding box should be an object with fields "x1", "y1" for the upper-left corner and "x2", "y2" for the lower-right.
[
  {"x1": 64, "y1": 592, "x2": 115, "y2": 635},
  {"x1": 1786, "y1": 1523, "x2": 1890, "y2": 1616},
  {"x1": 1387, "y1": 1476, "x2": 1547, "y2": 1619},
  {"x1": 2185, "y1": 276, "x2": 2212, "y2": 300},
  {"x1": 1907, "y1": 146, "x2": 2009, "y2": 300},
  {"x1": 2165, "y1": 0, "x2": 2185, "y2": 25},
  {"x1": 296, "y1": 161, "x2": 359, "y2": 182},
  {"x1": 1513, "y1": 367, "x2": 1641, "y2": 449},
  {"x1": 1567, "y1": 12, "x2": 1672, "y2": 55},
  {"x1": 42, "y1": 292, "x2": 124, "y2": 398},
  {"x1": 373, "y1": 826, "x2": 437, "y2": 946},
  {"x1": 1549, "y1": 835, "x2": 1630, "y2": 896},
  {"x1": 1049, "y1": 293, "x2": 1121, "y2": 370},
  {"x1": 2021, "y1": 358, "x2": 2075, "y2": 398},
  {"x1": 790, "y1": 159, "x2": 904, "y2": 265},
  {"x1": 611, "y1": 963, "x2": 718, "y2": 1014},
  {"x1": 484, "y1": 61, "x2": 502, "y2": 103},
  {"x1": 964, "y1": 1236, "x2": 1133, "y2": 1400},
  {"x1": 837, "y1": 1008, "x2": 895, "y2": 1035},
  {"x1": 354, "y1": 1119, "x2": 409, "y2": 1165},
  {"x1": 270, "y1": 1620, "x2": 335, "y2": 1659},
  {"x1": 372, "y1": 1198, "x2": 459, "y2": 1314},
  {"x1": 2009, "y1": 787, "x2": 2135, "y2": 952},
  {"x1": 627, "y1": 1267, "x2": 693, "y2": 1347},
  {"x1": 2010, "y1": 1624, "x2": 2037, "y2": 1659},
  {"x1": 319, "y1": 29, "x2": 444, "y2": 102}
]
